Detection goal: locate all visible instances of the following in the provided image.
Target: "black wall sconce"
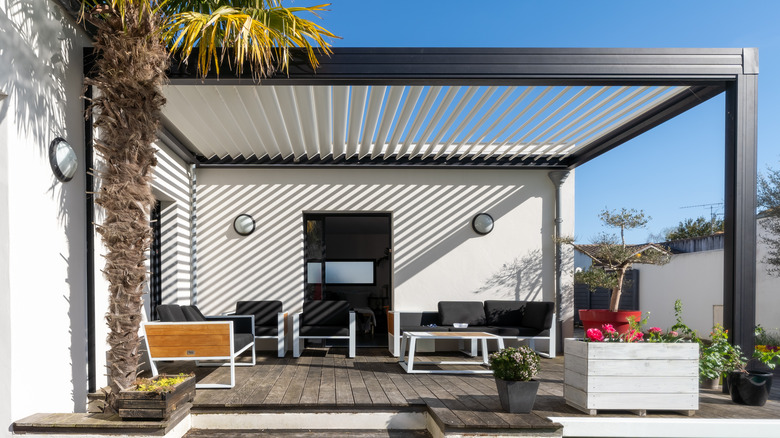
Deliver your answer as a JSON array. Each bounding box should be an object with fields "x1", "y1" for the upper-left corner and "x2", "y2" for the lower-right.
[
  {"x1": 472, "y1": 213, "x2": 494, "y2": 235},
  {"x1": 233, "y1": 214, "x2": 255, "y2": 236}
]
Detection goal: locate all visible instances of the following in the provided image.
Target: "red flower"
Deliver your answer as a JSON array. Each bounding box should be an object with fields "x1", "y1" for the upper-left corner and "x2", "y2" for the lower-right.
[
  {"x1": 602, "y1": 324, "x2": 617, "y2": 334},
  {"x1": 648, "y1": 327, "x2": 662, "y2": 334},
  {"x1": 586, "y1": 328, "x2": 604, "y2": 342}
]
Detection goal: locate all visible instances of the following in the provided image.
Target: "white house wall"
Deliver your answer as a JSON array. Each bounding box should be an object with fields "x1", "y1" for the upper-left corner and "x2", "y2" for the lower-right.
[
  {"x1": 0, "y1": 0, "x2": 91, "y2": 434},
  {"x1": 638, "y1": 218, "x2": 780, "y2": 337},
  {"x1": 151, "y1": 142, "x2": 193, "y2": 306},
  {"x1": 195, "y1": 168, "x2": 574, "y2": 316},
  {"x1": 637, "y1": 250, "x2": 724, "y2": 337}
]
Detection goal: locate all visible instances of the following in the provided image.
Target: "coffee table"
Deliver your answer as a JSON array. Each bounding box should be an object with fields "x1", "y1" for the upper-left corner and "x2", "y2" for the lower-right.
[{"x1": 398, "y1": 331, "x2": 505, "y2": 374}]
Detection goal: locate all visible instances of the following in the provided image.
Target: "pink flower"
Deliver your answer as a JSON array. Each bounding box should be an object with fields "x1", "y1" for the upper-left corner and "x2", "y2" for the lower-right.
[
  {"x1": 586, "y1": 328, "x2": 604, "y2": 342},
  {"x1": 670, "y1": 331, "x2": 679, "y2": 337},
  {"x1": 648, "y1": 327, "x2": 662, "y2": 334},
  {"x1": 602, "y1": 324, "x2": 617, "y2": 333},
  {"x1": 628, "y1": 330, "x2": 644, "y2": 342}
]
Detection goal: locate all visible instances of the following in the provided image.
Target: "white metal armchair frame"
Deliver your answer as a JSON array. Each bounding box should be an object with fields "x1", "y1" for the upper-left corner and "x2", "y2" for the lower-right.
[
  {"x1": 255, "y1": 311, "x2": 287, "y2": 358},
  {"x1": 142, "y1": 319, "x2": 255, "y2": 389},
  {"x1": 292, "y1": 311, "x2": 356, "y2": 358}
]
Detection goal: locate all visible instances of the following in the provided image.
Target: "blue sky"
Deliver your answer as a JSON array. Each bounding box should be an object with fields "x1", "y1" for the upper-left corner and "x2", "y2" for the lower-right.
[{"x1": 313, "y1": 0, "x2": 780, "y2": 242}]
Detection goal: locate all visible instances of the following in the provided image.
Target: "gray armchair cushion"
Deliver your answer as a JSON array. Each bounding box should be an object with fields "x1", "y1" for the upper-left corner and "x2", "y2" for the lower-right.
[
  {"x1": 233, "y1": 333, "x2": 255, "y2": 352},
  {"x1": 157, "y1": 304, "x2": 186, "y2": 322},
  {"x1": 438, "y1": 301, "x2": 486, "y2": 326},
  {"x1": 493, "y1": 327, "x2": 550, "y2": 337},
  {"x1": 302, "y1": 300, "x2": 350, "y2": 327},
  {"x1": 300, "y1": 325, "x2": 351, "y2": 337},
  {"x1": 254, "y1": 326, "x2": 280, "y2": 337},
  {"x1": 236, "y1": 300, "x2": 283, "y2": 327}
]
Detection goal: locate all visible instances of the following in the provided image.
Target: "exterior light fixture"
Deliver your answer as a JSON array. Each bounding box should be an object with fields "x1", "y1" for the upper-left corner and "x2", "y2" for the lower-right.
[
  {"x1": 233, "y1": 214, "x2": 255, "y2": 236},
  {"x1": 49, "y1": 137, "x2": 78, "y2": 182},
  {"x1": 472, "y1": 213, "x2": 494, "y2": 235}
]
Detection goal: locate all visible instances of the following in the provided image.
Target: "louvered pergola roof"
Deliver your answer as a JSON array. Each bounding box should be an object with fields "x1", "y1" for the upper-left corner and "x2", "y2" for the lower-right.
[{"x1": 156, "y1": 48, "x2": 742, "y2": 168}]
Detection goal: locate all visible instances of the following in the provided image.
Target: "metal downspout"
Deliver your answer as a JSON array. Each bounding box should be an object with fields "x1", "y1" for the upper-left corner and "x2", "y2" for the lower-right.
[
  {"x1": 548, "y1": 171, "x2": 569, "y2": 355},
  {"x1": 189, "y1": 164, "x2": 198, "y2": 305}
]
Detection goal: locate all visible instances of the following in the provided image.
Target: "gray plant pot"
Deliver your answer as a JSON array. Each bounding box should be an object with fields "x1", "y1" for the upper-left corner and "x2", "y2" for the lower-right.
[{"x1": 494, "y1": 378, "x2": 539, "y2": 413}]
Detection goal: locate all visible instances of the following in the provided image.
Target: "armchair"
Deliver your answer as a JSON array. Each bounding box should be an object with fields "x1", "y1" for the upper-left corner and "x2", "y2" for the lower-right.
[
  {"x1": 293, "y1": 300, "x2": 356, "y2": 358},
  {"x1": 235, "y1": 300, "x2": 287, "y2": 357}
]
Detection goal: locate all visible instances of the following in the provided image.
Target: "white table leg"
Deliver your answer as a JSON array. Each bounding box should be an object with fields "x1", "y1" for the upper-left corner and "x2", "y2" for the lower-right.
[
  {"x1": 400, "y1": 333, "x2": 408, "y2": 364},
  {"x1": 407, "y1": 336, "x2": 417, "y2": 373},
  {"x1": 481, "y1": 338, "x2": 489, "y2": 365}
]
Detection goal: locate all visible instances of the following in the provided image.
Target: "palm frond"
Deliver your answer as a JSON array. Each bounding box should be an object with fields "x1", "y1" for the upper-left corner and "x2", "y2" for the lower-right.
[{"x1": 161, "y1": 2, "x2": 336, "y2": 78}]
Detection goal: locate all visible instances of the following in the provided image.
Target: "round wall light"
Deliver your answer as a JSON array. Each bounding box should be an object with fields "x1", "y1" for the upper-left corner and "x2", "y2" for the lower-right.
[
  {"x1": 472, "y1": 213, "x2": 494, "y2": 235},
  {"x1": 233, "y1": 214, "x2": 255, "y2": 236},
  {"x1": 49, "y1": 137, "x2": 78, "y2": 182}
]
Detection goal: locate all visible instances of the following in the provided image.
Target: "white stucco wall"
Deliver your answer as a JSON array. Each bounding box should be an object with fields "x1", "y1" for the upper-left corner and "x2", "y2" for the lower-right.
[
  {"x1": 637, "y1": 250, "x2": 724, "y2": 338},
  {"x1": 195, "y1": 168, "x2": 575, "y2": 316},
  {"x1": 639, "y1": 218, "x2": 780, "y2": 338},
  {"x1": 0, "y1": 0, "x2": 91, "y2": 433},
  {"x1": 151, "y1": 142, "x2": 193, "y2": 306},
  {"x1": 755, "y1": 218, "x2": 780, "y2": 331}
]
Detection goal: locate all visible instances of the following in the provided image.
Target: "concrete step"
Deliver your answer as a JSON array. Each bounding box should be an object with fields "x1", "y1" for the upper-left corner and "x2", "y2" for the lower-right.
[{"x1": 185, "y1": 429, "x2": 431, "y2": 437}]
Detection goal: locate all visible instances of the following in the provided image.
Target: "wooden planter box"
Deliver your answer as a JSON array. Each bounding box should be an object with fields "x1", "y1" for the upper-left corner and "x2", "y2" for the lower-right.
[
  {"x1": 117, "y1": 375, "x2": 196, "y2": 420},
  {"x1": 564, "y1": 338, "x2": 699, "y2": 416}
]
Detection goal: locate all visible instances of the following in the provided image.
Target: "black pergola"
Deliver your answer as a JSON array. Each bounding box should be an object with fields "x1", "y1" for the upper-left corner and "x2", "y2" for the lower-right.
[
  {"x1": 160, "y1": 47, "x2": 758, "y2": 344},
  {"x1": 82, "y1": 46, "x2": 758, "y2": 389}
]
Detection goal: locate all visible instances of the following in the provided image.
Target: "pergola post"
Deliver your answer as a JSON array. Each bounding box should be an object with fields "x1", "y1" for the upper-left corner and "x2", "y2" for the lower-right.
[{"x1": 723, "y1": 48, "x2": 758, "y2": 353}]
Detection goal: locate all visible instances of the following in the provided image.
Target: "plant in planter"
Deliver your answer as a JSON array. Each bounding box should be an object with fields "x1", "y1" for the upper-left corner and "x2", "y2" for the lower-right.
[
  {"x1": 489, "y1": 346, "x2": 541, "y2": 413},
  {"x1": 116, "y1": 373, "x2": 195, "y2": 420},
  {"x1": 698, "y1": 324, "x2": 731, "y2": 389},
  {"x1": 726, "y1": 325, "x2": 780, "y2": 406},
  {"x1": 564, "y1": 301, "x2": 699, "y2": 416},
  {"x1": 570, "y1": 208, "x2": 671, "y2": 333}
]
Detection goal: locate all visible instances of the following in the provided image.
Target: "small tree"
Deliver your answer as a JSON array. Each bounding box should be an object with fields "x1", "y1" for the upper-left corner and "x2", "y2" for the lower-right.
[
  {"x1": 758, "y1": 166, "x2": 780, "y2": 276},
  {"x1": 573, "y1": 208, "x2": 671, "y2": 312},
  {"x1": 665, "y1": 216, "x2": 724, "y2": 241}
]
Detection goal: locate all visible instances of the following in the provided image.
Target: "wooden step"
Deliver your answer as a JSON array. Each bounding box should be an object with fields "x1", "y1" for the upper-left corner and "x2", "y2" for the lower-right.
[{"x1": 185, "y1": 429, "x2": 431, "y2": 437}]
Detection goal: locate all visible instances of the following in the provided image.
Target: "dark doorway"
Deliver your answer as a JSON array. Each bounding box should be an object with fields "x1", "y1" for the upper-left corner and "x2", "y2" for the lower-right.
[{"x1": 304, "y1": 213, "x2": 392, "y2": 347}]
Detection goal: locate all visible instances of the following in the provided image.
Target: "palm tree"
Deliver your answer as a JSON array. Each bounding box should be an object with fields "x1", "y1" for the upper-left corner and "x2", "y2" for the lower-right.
[{"x1": 80, "y1": 0, "x2": 335, "y2": 408}]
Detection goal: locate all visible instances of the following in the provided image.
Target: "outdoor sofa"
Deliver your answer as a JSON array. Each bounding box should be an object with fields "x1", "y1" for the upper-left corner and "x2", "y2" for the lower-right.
[
  {"x1": 142, "y1": 304, "x2": 256, "y2": 388},
  {"x1": 293, "y1": 300, "x2": 356, "y2": 358},
  {"x1": 389, "y1": 300, "x2": 556, "y2": 358}
]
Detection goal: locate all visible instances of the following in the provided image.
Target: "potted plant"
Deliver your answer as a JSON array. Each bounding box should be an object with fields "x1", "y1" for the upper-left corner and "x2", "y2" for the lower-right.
[
  {"x1": 116, "y1": 373, "x2": 195, "y2": 420},
  {"x1": 564, "y1": 301, "x2": 699, "y2": 416},
  {"x1": 570, "y1": 208, "x2": 671, "y2": 333},
  {"x1": 726, "y1": 326, "x2": 778, "y2": 406},
  {"x1": 698, "y1": 324, "x2": 731, "y2": 389},
  {"x1": 489, "y1": 345, "x2": 541, "y2": 413}
]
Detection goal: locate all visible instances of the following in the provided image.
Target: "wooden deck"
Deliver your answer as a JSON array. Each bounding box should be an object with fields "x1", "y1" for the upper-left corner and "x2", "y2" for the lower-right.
[
  {"x1": 153, "y1": 347, "x2": 780, "y2": 436},
  {"x1": 14, "y1": 347, "x2": 779, "y2": 437}
]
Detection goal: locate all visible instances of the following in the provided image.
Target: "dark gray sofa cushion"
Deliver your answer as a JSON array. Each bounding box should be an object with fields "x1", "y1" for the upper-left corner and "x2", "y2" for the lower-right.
[
  {"x1": 438, "y1": 301, "x2": 486, "y2": 326},
  {"x1": 492, "y1": 327, "x2": 550, "y2": 337},
  {"x1": 302, "y1": 300, "x2": 350, "y2": 326},
  {"x1": 157, "y1": 304, "x2": 186, "y2": 322},
  {"x1": 254, "y1": 326, "x2": 280, "y2": 337},
  {"x1": 446, "y1": 326, "x2": 500, "y2": 334},
  {"x1": 521, "y1": 301, "x2": 554, "y2": 331},
  {"x1": 484, "y1": 300, "x2": 526, "y2": 326},
  {"x1": 182, "y1": 305, "x2": 208, "y2": 321},
  {"x1": 233, "y1": 333, "x2": 255, "y2": 352}
]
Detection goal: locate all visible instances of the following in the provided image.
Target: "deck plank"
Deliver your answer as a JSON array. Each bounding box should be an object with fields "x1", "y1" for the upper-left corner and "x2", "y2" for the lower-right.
[
  {"x1": 318, "y1": 356, "x2": 337, "y2": 405},
  {"x1": 299, "y1": 356, "x2": 323, "y2": 405},
  {"x1": 347, "y1": 354, "x2": 373, "y2": 405},
  {"x1": 281, "y1": 356, "x2": 312, "y2": 405},
  {"x1": 334, "y1": 357, "x2": 355, "y2": 405}
]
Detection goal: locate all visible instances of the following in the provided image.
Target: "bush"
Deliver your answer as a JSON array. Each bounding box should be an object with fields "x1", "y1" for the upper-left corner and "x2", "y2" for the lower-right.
[{"x1": 488, "y1": 346, "x2": 540, "y2": 381}]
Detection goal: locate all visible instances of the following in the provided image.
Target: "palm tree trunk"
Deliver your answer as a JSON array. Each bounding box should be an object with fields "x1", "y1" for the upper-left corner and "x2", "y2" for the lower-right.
[{"x1": 85, "y1": 3, "x2": 168, "y2": 409}]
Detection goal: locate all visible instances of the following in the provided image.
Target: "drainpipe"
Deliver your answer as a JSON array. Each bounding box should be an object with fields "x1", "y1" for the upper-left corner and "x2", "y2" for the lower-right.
[
  {"x1": 189, "y1": 164, "x2": 198, "y2": 306},
  {"x1": 548, "y1": 170, "x2": 569, "y2": 356}
]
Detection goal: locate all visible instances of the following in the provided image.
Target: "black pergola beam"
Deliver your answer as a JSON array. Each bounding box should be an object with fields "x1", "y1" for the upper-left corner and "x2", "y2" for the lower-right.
[
  {"x1": 163, "y1": 47, "x2": 745, "y2": 86},
  {"x1": 724, "y1": 48, "x2": 759, "y2": 353}
]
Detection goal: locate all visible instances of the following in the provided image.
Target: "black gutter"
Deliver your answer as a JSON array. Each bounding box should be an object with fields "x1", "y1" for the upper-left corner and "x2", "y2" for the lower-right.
[{"x1": 84, "y1": 81, "x2": 96, "y2": 394}]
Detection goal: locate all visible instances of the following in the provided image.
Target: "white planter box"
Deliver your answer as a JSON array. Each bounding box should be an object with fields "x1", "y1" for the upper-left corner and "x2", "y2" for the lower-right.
[{"x1": 563, "y1": 338, "x2": 699, "y2": 416}]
